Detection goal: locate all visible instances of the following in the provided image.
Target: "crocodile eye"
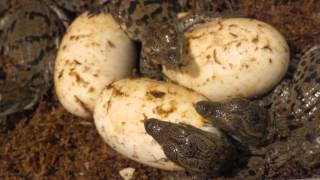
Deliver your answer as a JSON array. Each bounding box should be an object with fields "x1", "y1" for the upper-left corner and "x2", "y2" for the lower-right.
[
  {"x1": 147, "y1": 33, "x2": 163, "y2": 53},
  {"x1": 150, "y1": 26, "x2": 177, "y2": 50},
  {"x1": 164, "y1": 34, "x2": 172, "y2": 44},
  {"x1": 163, "y1": 29, "x2": 176, "y2": 44},
  {"x1": 167, "y1": 125, "x2": 190, "y2": 142}
]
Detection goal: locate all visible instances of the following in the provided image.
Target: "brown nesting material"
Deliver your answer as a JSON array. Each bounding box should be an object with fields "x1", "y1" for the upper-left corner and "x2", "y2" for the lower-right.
[{"x1": 1, "y1": 0, "x2": 320, "y2": 179}]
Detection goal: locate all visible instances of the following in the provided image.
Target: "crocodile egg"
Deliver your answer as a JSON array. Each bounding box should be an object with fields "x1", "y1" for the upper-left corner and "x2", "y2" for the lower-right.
[
  {"x1": 94, "y1": 78, "x2": 219, "y2": 170},
  {"x1": 163, "y1": 18, "x2": 289, "y2": 101},
  {"x1": 54, "y1": 12, "x2": 136, "y2": 118}
]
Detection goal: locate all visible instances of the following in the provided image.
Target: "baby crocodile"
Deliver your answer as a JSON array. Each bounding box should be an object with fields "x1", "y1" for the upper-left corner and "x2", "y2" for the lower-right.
[
  {"x1": 264, "y1": 44, "x2": 320, "y2": 177},
  {"x1": 88, "y1": 0, "x2": 181, "y2": 79},
  {"x1": 145, "y1": 44, "x2": 320, "y2": 178},
  {"x1": 145, "y1": 98, "x2": 269, "y2": 178},
  {"x1": 145, "y1": 118, "x2": 236, "y2": 177},
  {"x1": 0, "y1": 0, "x2": 64, "y2": 130},
  {"x1": 0, "y1": 0, "x2": 218, "y2": 130},
  {"x1": 89, "y1": 0, "x2": 227, "y2": 79}
]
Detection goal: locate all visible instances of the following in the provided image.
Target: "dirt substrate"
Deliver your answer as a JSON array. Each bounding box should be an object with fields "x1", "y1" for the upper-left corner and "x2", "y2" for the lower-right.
[{"x1": 1, "y1": 1, "x2": 320, "y2": 179}]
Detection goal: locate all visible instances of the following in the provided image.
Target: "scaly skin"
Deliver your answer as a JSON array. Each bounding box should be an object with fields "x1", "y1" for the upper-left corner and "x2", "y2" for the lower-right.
[
  {"x1": 31, "y1": 1, "x2": 320, "y2": 178},
  {"x1": 264, "y1": 45, "x2": 320, "y2": 177},
  {"x1": 288, "y1": 45, "x2": 320, "y2": 127},
  {"x1": 89, "y1": 0, "x2": 232, "y2": 79},
  {"x1": 145, "y1": 44, "x2": 320, "y2": 178},
  {"x1": 195, "y1": 98, "x2": 270, "y2": 146},
  {"x1": 43, "y1": 0, "x2": 102, "y2": 27},
  {"x1": 88, "y1": 0, "x2": 181, "y2": 79},
  {"x1": 44, "y1": 0, "x2": 101, "y2": 15},
  {"x1": 144, "y1": 118, "x2": 236, "y2": 176},
  {"x1": 0, "y1": 0, "x2": 64, "y2": 127}
]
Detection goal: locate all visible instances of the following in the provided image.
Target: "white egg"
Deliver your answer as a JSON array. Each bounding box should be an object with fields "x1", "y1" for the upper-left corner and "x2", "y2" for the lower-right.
[
  {"x1": 163, "y1": 18, "x2": 289, "y2": 101},
  {"x1": 94, "y1": 78, "x2": 219, "y2": 171},
  {"x1": 54, "y1": 12, "x2": 136, "y2": 118}
]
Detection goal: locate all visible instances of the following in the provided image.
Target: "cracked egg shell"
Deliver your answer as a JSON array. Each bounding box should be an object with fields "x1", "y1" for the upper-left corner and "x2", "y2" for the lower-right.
[
  {"x1": 94, "y1": 78, "x2": 214, "y2": 171},
  {"x1": 163, "y1": 18, "x2": 289, "y2": 101},
  {"x1": 54, "y1": 12, "x2": 136, "y2": 118}
]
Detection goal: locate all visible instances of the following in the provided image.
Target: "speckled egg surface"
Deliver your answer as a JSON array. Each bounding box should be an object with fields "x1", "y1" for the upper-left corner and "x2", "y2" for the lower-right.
[
  {"x1": 54, "y1": 12, "x2": 136, "y2": 118},
  {"x1": 94, "y1": 78, "x2": 215, "y2": 171},
  {"x1": 163, "y1": 18, "x2": 289, "y2": 101}
]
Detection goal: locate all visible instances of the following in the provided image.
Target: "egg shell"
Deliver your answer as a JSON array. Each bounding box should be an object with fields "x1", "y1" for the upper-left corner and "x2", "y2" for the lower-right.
[
  {"x1": 163, "y1": 18, "x2": 289, "y2": 101},
  {"x1": 54, "y1": 12, "x2": 136, "y2": 118},
  {"x1": 94, "y1": 78, "x2": 214, "y2": 171}
]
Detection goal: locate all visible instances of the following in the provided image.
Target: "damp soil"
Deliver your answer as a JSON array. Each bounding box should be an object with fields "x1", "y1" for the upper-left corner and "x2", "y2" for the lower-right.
[{"x1": 1, "y1": 1, "x2": 320, "y2": 179}]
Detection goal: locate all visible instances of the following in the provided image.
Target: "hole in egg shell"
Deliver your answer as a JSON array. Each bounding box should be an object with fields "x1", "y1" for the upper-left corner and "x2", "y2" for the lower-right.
[
  {"x1": 1, "y1": 1, "x2": 320, "y2": 179},
  {"x1": 164, "y1": 17, "x2": 291, "y2": 102}
]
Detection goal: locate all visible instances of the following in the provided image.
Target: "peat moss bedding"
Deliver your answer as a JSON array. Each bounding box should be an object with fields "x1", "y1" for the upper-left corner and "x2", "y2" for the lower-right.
[{"x1": 1, "y1": 0, "x2": 320, "y2": 179}]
